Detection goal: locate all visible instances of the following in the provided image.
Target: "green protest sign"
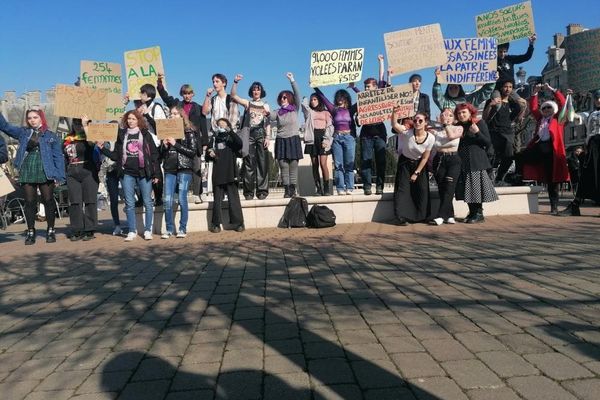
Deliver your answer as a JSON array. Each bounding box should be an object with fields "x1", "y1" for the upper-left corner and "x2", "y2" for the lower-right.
[{"x1": 80, "y1": 60, "x2": 124, "y2": 119}]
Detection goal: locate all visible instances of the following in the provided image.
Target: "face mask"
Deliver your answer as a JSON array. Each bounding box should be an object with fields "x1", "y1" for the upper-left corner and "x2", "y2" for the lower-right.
[{"x1": 217, "y1": 127, "x2": 227, "y2": 133}]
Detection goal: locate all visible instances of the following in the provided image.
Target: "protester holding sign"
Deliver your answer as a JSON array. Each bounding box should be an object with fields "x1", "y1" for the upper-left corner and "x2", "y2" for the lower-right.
[
  {"x1": 314, "y1": 86, "x2": 357, "y2": 195},
  {"x1": 516, "y1": 84, "x2": 570, "y2": 214},
  {"x1": 159, "y1": 106, "x2": 198, "y2": 239},
  {"x1": 454, "y1": 103, "x2": 498, "y2": 223},
  {"x1": 301, "y1": 94, "x2": 333, "y2": 196},
  {"x1": 0, "y1": 110, "x2": 65, "y2": 245},
  {"x1": 433, "y1": 68, "x2": 496, "y2": 112},
  {"x1": 157, "y1": 74, "x2": 208, "y2": 204},
  {"x1": 390, "y1": 110, "x2": 435, "y2": 225},
  {"x1": 231, "y1": 75, "x2": 271, "y2": 200},
  {"x1": 429, "y1": 109, "x2": 464, "y2": 226},
  {"x1": 98, "y1": 110, "x2": 160, "y2": 241},
  {"x1": 483, "y1": 80, "x2": 522, "y2": 185},
  {"x1": 271, "y1": 73, "x2": 303, "y2": 198}
]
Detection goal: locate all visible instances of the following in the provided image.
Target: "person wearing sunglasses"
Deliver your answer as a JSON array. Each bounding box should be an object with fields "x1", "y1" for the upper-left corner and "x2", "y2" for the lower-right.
[
  {"x1": 454, "y1": 103, "x2": 498, "y2": 223},
  {"x1": 390, "y1": 110, "x2": 435, "y2": 225},
  {"x1": 0, "y1": 109, "x2": 65, "y2": 244},
  {"x1": 516, "y1": 83, "x2": 570, "y2": 214},
  {"x1": 271, "y1": 72, "x2": 303, "y2": 198}
]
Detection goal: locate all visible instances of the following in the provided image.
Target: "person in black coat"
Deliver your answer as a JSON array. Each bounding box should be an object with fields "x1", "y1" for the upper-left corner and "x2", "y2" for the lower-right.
[
  {"x1": 157, "y1": 73, "x2": 208, "y2": 204},
  {"x1": 206, "y1": 118, "x2": 244, "y2": 233},
  {"x1": 454, "y1": 103, "x2": 498, "y2": 223}
]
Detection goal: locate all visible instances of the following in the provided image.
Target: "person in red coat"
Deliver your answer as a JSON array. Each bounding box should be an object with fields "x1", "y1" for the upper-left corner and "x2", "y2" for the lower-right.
[{"x1": 516, "y1": 83, "x2": 570, "y2": 214}]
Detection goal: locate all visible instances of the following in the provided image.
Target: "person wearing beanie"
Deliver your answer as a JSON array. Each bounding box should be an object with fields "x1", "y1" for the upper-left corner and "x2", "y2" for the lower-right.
[
  {"x1": 515, "y1": 83, "x2": 570, "y2": 214},
  {"x1": 559, "y1": 89, "x2": 600, "y2": 216}
]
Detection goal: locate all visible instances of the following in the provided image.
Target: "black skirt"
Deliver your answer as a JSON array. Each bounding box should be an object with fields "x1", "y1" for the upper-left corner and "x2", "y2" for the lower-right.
[
  {"x1": 393, "y1": 155, "x2": 430, "y2": 222},
  {"x1": 275, "y1": 136, "x2": 303, "y2": 160},
  {"x1": 304, "y1": 129, "x2": 331, "y2": 156}
]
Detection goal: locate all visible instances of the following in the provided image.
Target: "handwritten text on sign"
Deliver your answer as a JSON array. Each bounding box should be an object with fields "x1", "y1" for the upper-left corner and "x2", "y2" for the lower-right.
[
  {"x1": 384, "y1": 24, "x2": 447, "y2": 77},
  {"x1": 86, "y1": 123, "x2": 119, "y2": 142},
  {"x1": 309, "y1": 48, "x2": 364, "y2": 87},
  {"x1": 565, "y1": 28, "x2": 600, "y2": 93},
  {"x1": 124, "y1": 46, "x2": 165, "y2": 100},
  {"x1": 357, "y1": 84, "x2": 415, "y2": 125},
  {"x1": 155, "y1": 118, "x2": 184, "y2": 140},
  {"x1": 80, "y1": 60, "x2": 124, "y2": 119},
  {"x1": 438, "y1": 38, "x2": 498, "y2": 84},
  {"x1": 54, "y1": 84, "x2": 108, "y2": 121},
  {"x1": 476, "y1": 1, "x2": 535, "y2": 44}
]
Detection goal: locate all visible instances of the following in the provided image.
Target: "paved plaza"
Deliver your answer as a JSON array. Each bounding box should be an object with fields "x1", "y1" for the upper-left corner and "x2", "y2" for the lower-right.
[{"x1": 0, "y1": 209, "x2": 599, "y2": 399}]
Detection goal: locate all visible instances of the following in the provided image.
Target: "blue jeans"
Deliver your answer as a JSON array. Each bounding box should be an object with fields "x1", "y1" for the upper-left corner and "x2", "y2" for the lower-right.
[
  {"x1": 122, "y1": 174, "x2": 153, "y2": 233},
  {"x1": 360, "y1": 136, "x2": 387, "y2": 191},
  {"x1": 164, "y1": 172, "x2": 192, "y2": 234},
  {"x1": 331, "y1": 133, "x2": 356, "y2": 191}
]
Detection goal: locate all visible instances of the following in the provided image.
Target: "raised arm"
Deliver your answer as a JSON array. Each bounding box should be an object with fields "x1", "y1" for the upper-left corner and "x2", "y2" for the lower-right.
[
  {"x1": 390, "y1": 108, "x2": 408, "y2": 134},
  {"x1": 507, "y1": 35, "x2": 536, "y2": 64},
  {"x1": 287, "y1": 73, "x2": 301, "y2": 109},
  {"x1": 467, "y1": 82, "x2": 495, "y2": 108},
  {"x1": 157, "y1": 74, "x2": 178, "y2": 108},
  {"x1": 432, "y1": 69, "x2": 444, "y2": 111},
  {"x1": 230, "y1": 74, "x2": 249, "y2": 108},
  {"x1": 202, "y1": 88, "x2": 214, "y2": 116},
  {"x1": 378, "y1": 54, "x2": 385, "y2": 83},
  {"x1": 314, "y1": 87, "x2": 335, "y2": 114},
  {"x1": 0, "y1": 113, "x2": 26, "y2": 140}
]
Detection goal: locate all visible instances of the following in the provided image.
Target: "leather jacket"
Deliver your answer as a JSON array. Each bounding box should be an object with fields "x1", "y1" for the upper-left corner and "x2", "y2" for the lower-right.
[{"x1": 160, "y1": 129, "x2": 198, "y2": 173}]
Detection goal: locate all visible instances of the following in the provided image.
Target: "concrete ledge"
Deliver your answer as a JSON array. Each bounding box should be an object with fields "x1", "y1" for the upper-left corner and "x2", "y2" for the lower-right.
[{"x1": 138, "y1": 186, "x2": 543, "y2": 233}]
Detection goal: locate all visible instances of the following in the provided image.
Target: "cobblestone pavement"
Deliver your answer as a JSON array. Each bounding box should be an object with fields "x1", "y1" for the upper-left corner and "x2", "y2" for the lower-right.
[{"x1": 1, "y1": 212, "x2": 599, "y2": 399}]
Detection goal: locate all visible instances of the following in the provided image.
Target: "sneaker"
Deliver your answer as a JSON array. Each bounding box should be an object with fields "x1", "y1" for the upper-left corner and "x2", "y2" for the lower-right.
[
  {"x1": 144, "y1": 231, "x2": 153, "y2": 240},
  {"x1": 445, "y1": 217, "x2": 456, "y2": 224},
  {"x1": 336, "y1": 190, "x2": 344, "y2": 196},
  {"x1": 112, "y1": 225, "x2": 122, "y2": 236},
  {"x1": 364, "y1": 189, "x2": 372, "y2": 196},
  {"x1": 161, "y1": 232, "x2": 173, "y2": 239},
  {"x1": 257, "y1": 193, "x2": 268, "y2": 200},
  {"x1": 70, "y1": 231, "x2": 83, "y2": 241},
  {"x1": 244, "y1": 194, "x2": 254, "y2": 201},
  {"x1": 82, "y1": 231, "x2": 95, "y2": 241},
  {"x1": 345, "y1": 189, "x2": 353, "y2": 195},
  {"x1": 176, "y1": 231, "x2": 187, "y2": 238},
  {"x1": 193, "y1": 195, "x2": 203, "y2": 204},
  {"x1": 124, "y1": 232, "x2": 136, "y2": 242},
  {"x1": 430, "y1": 218, "x2": 443, "y2": 226}
]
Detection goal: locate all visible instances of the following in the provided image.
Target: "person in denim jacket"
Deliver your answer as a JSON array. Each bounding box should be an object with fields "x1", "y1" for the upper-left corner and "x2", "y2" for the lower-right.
[{"x1": 0, "y1": 109, "x2": 65, "y2": 244}]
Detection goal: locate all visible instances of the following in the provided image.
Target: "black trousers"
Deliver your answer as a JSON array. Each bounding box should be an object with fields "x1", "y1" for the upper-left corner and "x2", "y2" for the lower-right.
[
  {"x1": 67, "y1": 164, "x2": 99, "y2": 232},
  {"x1": 212, "y1": 183, "x2": 244, "y2": 227},
  {"x1": 433, "y1": 152, "x2": 461, "y2": 220},
  {"x1": 191, "y1": 155, "x2": 203, "y2": 196},
  {"x1": 393, "y1": 155, "x2": 430, "y2": 222},
  {"x1": 242, "y1": 128, "x2": 269, "y2": 197}
]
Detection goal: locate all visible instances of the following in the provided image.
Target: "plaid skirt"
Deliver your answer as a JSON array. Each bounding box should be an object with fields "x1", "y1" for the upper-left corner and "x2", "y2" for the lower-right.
[{"x1": 19, "y1": 150, "x2": 49, "y2": 184}]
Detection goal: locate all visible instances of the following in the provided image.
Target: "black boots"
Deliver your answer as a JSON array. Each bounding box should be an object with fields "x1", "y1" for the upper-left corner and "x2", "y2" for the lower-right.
[
  {"x1": 315, "y1": 180, "x2": 323, "y2": 196},
  {"x1": 283, "y1": 185, "x2": 291, "y2": 198},
  {"x1": 465, "y1": 204, "x2": 484, "y2": 223},
  {"x1": 323, "y1": 181, "x2": 331, "y2": 196},
  {"x1": 289, "y1": 184, "x2": 296, "y2": 198},
  {"x1": 558, "y1": 201, "x2": 581, "y2": 216},
  {"x1": 25, "y1": 229, "x2": 36, "y2": 245},
  {"x1": 46, "y1": 227, "x2": 56, "y2": 243}
]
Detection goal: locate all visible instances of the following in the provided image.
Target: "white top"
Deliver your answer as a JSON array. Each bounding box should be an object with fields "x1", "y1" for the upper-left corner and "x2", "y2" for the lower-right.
[
  {"x1": 400, "y1": 129, "x2": 435, "y2": 160},
  {"x1": 433, "y1": 128, "x2": 461, "y2": 151}
]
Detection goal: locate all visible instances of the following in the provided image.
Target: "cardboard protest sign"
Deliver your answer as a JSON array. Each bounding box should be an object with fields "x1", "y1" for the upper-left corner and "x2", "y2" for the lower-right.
[
  {"x1": 155, "y1": 118, "x2": 184, "y2": 140},
  {"x1": 54, "y1": 84, "x2": 108, "y2": 121},
  {"x1": 438, "y1": 38, "x2": 498, "y2": 84},
  {"x1": 124, "y1": 46, "x2": 165, "y2": 100},
  {"x1": 357, "y1": 84, "x2": 415, "y2": 125},
  {"x1": 86, "y1": 123, "x2": 119, "y2": 142},
  {"x1": 80, "y1": 60, "x2": 124, "y2": 119},
  {"x1": 0, "y1": 169, "x2": 15, "y2": 197},
  {"x1": 384, "y1": 24, "x2": 447, "y2": 77},
  {"x1": 476, "y1": 1, "x2": 535, "y2": 44},
  {"x1": 565, "y1": 28, "x2": 600, "y2": 93},
  {"x1": 309, "y1": 48, "x2": 364, "y2": 87}
]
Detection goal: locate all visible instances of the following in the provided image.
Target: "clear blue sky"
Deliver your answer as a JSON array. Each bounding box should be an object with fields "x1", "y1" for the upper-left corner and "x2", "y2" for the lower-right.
[{"x1": 1, "y1": 0, "x2": 599, "y2": 117}]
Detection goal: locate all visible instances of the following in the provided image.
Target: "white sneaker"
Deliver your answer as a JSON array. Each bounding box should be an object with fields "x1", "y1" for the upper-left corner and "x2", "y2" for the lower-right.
[
  {"x1": 337, "y1": 190, "x2": 344, "y2": 196},
  {"x1": 124, "y1": 232, "x2": 136, "y2": 242},
  {"x1": 176, "y1": 232, "x2": 187, "y2": 238},
  {"x1": 345, "y1": 189, "x2": 353, "y2": 195},
  {"x1": 445, "y1": 217, "x2": 456, "y2": 224},
  {"x1": 193, "y1": 195, "x2": 202, "y2": 204},
  {"x1": 161, "y1": 232, "x2": 172, "y2": 239},
  {"x1": 112, "y1": 225, "x2": 122, "y2": 236},
  {"x1": 143, "y1": 231, "x2": 153, "y2": 240},
  {"x1": 431, "y1": 217, "x2": 444, "y2": 226}
]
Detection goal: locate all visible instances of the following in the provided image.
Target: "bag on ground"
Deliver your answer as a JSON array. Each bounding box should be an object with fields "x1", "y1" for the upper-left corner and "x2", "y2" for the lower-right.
[
  {"x1": 306, "y1": 204, "x2": 336, "y2": 228},
  {"x1": 278, "y1": 197, "x2": 308, "y2": 228}
]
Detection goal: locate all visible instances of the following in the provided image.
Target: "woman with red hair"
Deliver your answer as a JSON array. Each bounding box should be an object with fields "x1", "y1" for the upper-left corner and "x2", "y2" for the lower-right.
[
  {"x1": 516, "y1": 83, "x2": 570, "y2": 214},
  {"x1": 454, "y1": 103, "x2": 498, "y2": 223},
  {"x1": 0, "y1": 109, "x2": 65, "y2": 244}
]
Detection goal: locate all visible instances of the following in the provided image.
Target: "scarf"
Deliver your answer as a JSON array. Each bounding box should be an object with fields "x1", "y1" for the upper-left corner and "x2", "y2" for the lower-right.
[
  {"x1": 278, "y1": 104, "x2": 296, "y2": 116},
  {"x1": 122, "y1": 128, "x2": 145, "y2": 169}
]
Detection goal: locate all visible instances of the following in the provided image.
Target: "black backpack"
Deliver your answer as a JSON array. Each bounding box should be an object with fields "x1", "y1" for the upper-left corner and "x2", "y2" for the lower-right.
[
  {"x1": 306, "y1": 205, "x2": 336, "y2": 228},
  {"x1": 278, "y1": 197, "x2": 309, "y2": 228}
]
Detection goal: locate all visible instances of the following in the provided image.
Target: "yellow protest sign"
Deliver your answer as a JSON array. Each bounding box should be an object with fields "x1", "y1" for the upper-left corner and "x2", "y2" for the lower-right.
[
  {"x1": 124, "y1": 46, "x2": 165, "y2": 100},
  {"x1": 54, "y1": 84, "x2": 108, "y2": 121},
  {"x1": 309, "y1": 48, "x2": 364, "y2": 87},
  {"x1": 86, "y1": 123, "x2": 119, "y2": 142},
  {"x1": 476, "y1": 1, "x2": 535, "y2": 44},
  {"x1": 357, "y1": 84, "x2": 415, "y2": 125},
  {"x1": 155, "y1": 118, "x2": 184, "y2": 140},
  {"x1": 384, "y1": 24, "x2": 447, "y2": 77},
  {"x1": 80, "y1": 60, "x2": 124, "y2": 120}
]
